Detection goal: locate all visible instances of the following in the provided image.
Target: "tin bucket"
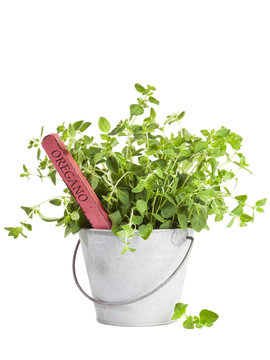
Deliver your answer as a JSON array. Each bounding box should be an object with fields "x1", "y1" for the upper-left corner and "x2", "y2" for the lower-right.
[{"x1": 73, "y1": 228, "x2": 194, "y2": 327}]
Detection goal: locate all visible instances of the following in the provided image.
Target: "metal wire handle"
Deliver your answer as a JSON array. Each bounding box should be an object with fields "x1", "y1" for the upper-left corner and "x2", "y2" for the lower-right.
[{"x1": 72, "y1": 235, "x2": 194, "y2": 306}]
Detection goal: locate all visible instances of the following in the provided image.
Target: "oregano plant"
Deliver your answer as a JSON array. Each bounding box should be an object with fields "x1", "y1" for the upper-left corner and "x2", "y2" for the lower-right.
[
  {"x1": 5, "y1": 83, "x2": 266, "y2": 249},
  {"x1": 5, "y1": 83, "x2": 266, "y2": 329}
]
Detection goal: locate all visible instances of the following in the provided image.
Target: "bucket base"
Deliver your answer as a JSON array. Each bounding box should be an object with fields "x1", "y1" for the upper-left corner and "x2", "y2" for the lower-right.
[{"x1": 97, "y1": 318, "x2": 177, "y2": 327}]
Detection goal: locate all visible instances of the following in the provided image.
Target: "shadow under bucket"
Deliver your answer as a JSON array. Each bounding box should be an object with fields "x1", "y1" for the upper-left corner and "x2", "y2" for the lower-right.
[{"x1": 74, "y1": 228, "x2": 194, "y2": 327}]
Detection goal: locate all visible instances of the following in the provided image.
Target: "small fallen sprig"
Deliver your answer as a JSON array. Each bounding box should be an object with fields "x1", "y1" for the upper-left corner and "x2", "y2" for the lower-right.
[{"x1": 171, "y1": 302, "x2": 219, "y2": 329}]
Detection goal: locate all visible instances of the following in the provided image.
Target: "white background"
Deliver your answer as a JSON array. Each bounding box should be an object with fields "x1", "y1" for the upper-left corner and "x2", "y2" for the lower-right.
[{"x1": 1, "y1": 1, "x2": 270, "y2": 359}]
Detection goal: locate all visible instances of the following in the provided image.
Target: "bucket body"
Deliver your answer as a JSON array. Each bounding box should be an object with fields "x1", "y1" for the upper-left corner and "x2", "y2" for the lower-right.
[{"x1": 79, "y1": 228, "x2": 194, "y2": 326}]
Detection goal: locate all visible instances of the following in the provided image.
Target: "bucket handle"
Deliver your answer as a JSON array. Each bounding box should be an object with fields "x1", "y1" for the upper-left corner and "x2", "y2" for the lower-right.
[{"x1": 72, "y1": 235, "x2": 194, "y2": 306}]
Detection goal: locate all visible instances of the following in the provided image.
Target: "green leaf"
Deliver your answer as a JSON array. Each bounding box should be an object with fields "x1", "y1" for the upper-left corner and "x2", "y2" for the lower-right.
[
  {"x1": 209, "y1": 158, "x2": 217, "y2": 177},
  {"x1": 108, "y1": 210, "x2": 122, "y2": 225},
  {"x1": 177, "y1": 213, "x2": 188, "y2": 229},
  {"x1": 63, "y1": 215, "x2": 71, "y2": 225},
  {"x1": 190, "y1": 215, "x2": 206, "y2": 232},
  {"x1": 122, "y1": 224, "x2": 134, "y2": 235},
  {"x1": 212, "y1": 145, "x2": 226, "y2": 157},
  {"x1": 149, "y1": 96, "x2": 159, "y2": 105},
  {"x1": 231, "y1": 204, "x2": 243, "y2": 216},
  {"x1": 40, "y1": 125, "x2": 44, "y2": 138},
  {"x1": 256, "y1": 198, "x2": 267, "y2": 207},
  {"x1": 171, "y1": 303, "x2": 188, "y2": 320},
  {"x1": 77, "y1": 149, "x2": 86, "y2": 163},
  {"x1": 80, "y1": 122, "x2": 91, "y2": 132},
  {"x1": 21, "y1": 206, "x2": 33, "y2": 217},
  {"x1": 228, "y1": 133, "x2": 243, "y2": 150},
  {"x1": 50, "y1": 171, "x2": 57, "y2": 185},
  {"x1": 121, "y1": 246, "x2": 129, "y2": 255},
  {"x1": 215, "y1": 214, "x2": 223, "y2": 222},
  {"x1": 165, "y1": 113, "x2": 180, "y2": 125},
  {"x1": 49, "y1": 199, "x2": 62, "y2": 206},
  {"x1": 117, "y1": 189, "x2": 130, "y2": 206},
  {"x1": 68, "y1": 123, "x2": 75, "y2": 137},
  {"x1": 69, "y1": 221, "x2": 81, "y2": 234},
  {"x1": 98, "y1": 117, "x2": 111, "y2": 133},
  {"x1": 155, "y1": 167, "x2": 164, "y2": 179},
  {"x1": 164, "y1": 193, "x2": 176, "y2": 205},
  {"x1": 161, "y1": 201, "x2": 177, "y2": 219},
  {"x1": 5, "y1": 226, "x2": 26, "y2": 239},
  {"x1": 256, "y1": 207, "x2": 264, "y2": 213},
  {"x1": 73, "y1": 120, "x2": 84, "y2": 130},
  {"x1": 90, "y1": 176, "x2": 99, "y2": 190},
  {"x1": 171, "y1": 177, "x2": 179, "y2": 195},
  {"x1": 215, "y1": 127, "x2": 230, "y2": 138},
  {"x1": 164, "y1": 193, "x2": 176, "y2": 204},
  {"x1": 199, "y1": 309, "x2": 219, "y2": 325},
  {"x1": 131, "y1": 215, "x2": 143, "y2": 225},
  {"x1": 130, "y1": 104, "x2": 144, "y2": 116},
  {"x1": 56, "y1": 123, "x2": 65, "y2": 133},
  {"x1": 139, "y1": 223, "x2": 153, "y2": 240},
  {"x1": 195, "y1": 323, "x2": 204, "y2": 329},
  {"x1": 132, "y1": 182, "x2": 144, "y2": 193},
  {"x1": 227, "y1": 217, "x2": 235, "y2": 228},
  {"x1": 224, "y1": 187, "x2": 231, "y2": 196},
  {"x1": 240, "y1": 214, "x2": 253, "y2": 222},
  {"x1": 152, "y1": 213, "x2": 165, "y2": 223},
  {"x1": 64, "y1": 226, "x2": 71, "y2": 237},
  {"x1": 106, "y1": 155, "x2": 119, "y2": 174},
  {"x1": 150, "y1": 107, "x2": 156, "y2": 119},
  {"x1": 71, "y1": 211, "x2": 80, "y2": 221},
  {"x1": 94, "y1": 152, "x2": 104, "y2": 164},
  {"x1": 83, "y1": 135, "x2": 92, "y2": 144},
  {"x1": 134, "y1": 83, "x2": 146, "y2": 93},
  {"x1": 37, "y1": 148, "x2": 41, "y2": 160},
  {"x1": 163, "y1": 149, "x2": 176, "y2": 158},
  {"x1": 177, "y1": 111, "x2": 185, "y2": 121},
  {"x1": 194, "y1": 141, "x2": 208, "y2": 153},
  {"x1": 235, "y1": 195, "x2": 247, "y2": 203},
  {"x1": 20, "y1": 222, "x2": 32, "y2": 231},
  {"x1": 136, "y1": 199, "x2": 147, "y2": 216},
  {"x1": 181, "y1": 160, "x2": 192, "y2": 172},
  {"x1": 117, "y1": 230, "x2": 129, "y2": 239},
  {"x1": 138, "y1": 156, "x2": 148, "y2": 166},
  {"x1": 159, "y1": 220, "x2": 171, "y2": 229},
  {"x1": 197, "y1": 189, "x2": 215, "y2": 202},
  {"x1": 201, "y1": 129, "x2": 210, "y2": 136},
  {"x1": 183, "y1": 316, "x2": 194, "y2": 329}
]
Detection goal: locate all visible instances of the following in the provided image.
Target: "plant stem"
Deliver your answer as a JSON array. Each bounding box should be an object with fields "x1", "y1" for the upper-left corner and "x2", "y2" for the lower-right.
[
  {"x1": 23, "y1": 196, "x2": 70, "y2": 223},
  {"x1": 218, "y1": 151, "x2": 236, "y2": 169},
  {"x1": 109, "y1": 171, "x2": 131, "y2": 198},
  {"x1": 180, "y1": 154, "x2": 205, "y2": 189}
]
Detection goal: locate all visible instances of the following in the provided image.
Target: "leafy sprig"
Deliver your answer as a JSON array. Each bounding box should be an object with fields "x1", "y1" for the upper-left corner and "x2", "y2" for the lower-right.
[
  {"x1": 5, "y1": 83, "x2": 266, "y2": 254},
  {"x1": 171, "y1": 302, "x2": 219, "y2": 329}
]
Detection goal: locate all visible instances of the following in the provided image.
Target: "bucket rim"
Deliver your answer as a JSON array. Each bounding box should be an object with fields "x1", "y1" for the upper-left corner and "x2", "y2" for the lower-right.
[{"x1": 79, "y1": 228, "x2": 193, "y2": 233}]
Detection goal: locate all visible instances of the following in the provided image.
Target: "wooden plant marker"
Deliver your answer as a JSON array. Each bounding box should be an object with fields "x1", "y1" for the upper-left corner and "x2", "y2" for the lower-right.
[{"x1": 42, "y1": 133, "x2": 112, "y2": 229}]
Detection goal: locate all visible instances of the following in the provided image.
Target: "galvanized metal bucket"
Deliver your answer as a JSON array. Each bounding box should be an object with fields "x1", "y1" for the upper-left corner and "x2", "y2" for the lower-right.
[{"x1": 73, "y1": 228, "x2": 194, "y2": 327}]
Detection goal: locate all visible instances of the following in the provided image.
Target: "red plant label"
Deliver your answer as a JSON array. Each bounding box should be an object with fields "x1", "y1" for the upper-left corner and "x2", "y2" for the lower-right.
[{"x1": 42, "y1": 133, "x2": 111, "y2": 229}]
